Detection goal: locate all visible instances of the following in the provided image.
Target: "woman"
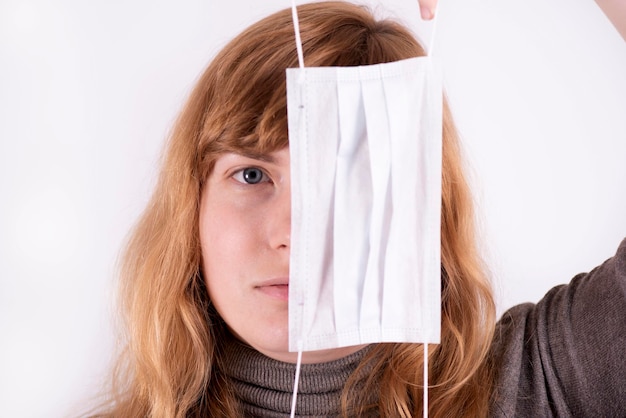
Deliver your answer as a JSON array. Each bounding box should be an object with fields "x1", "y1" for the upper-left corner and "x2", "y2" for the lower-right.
[{"x1": 97, "y1": 2, "x2": 626, "y2": 417}]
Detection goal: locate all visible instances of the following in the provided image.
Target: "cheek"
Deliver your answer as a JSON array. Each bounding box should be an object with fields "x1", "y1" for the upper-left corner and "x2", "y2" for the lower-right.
[
  {"x1": 198, "y1": 197, "x2": 267, "y2": 339},
  {"x1": 199, "y1": 187, "x2": 269, "y2": 262},
  {"x1": 200, "y1": 201, "x2": 243, "y2": 274},
  {"x1": 198, "y1": 195, "x2": 263, "y2": 292},
  {"x1": 199, "y1": 201, "x2": 241, "y2": 314}
]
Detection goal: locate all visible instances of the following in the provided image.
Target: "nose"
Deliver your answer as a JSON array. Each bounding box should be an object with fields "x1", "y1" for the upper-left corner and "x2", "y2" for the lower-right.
[{"x1": 268, "y1": 182, "x2": 291, "y2": 251}]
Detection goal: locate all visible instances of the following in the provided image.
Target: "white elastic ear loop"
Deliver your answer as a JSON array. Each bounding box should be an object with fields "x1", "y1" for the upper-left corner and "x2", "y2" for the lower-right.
[
  {"x1": 289, "y1": 3, "x2": 306, "y2": 418},
  {"x1": 291, "y1": 0, "x2": 305, "y2": 69},
  {"x1": 289, "y1": 339, "x2": 304, "y2": 418},
  {"x1": 423, "y1": 343, "x2": 429, "y2": 418},
  {"x1": 425, "y1": 6, "x2": 440, "y2": 416}
]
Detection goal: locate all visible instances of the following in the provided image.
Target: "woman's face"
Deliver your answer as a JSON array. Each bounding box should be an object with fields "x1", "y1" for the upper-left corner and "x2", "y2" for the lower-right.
[{"x1": 199, "y1": 147, "x2": 364, "y2": 363}]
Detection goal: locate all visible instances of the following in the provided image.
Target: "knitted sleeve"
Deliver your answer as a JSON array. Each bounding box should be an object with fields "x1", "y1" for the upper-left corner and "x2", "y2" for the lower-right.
[{"x1": 489, "y1": 238, "x2": 626, "y2": 417}]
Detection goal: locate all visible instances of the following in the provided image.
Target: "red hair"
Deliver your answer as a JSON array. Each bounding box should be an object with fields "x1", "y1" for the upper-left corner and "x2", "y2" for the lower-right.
[{"x1": 96, "y1": 2, "x2": 495, "y2": 416}]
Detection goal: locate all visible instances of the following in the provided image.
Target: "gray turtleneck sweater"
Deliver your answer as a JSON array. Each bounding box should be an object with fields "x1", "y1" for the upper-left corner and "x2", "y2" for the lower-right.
[
  {"x1": 222, "y1": 340, "x2": 375, "y2": 417},
  {"x1": 222, "y1": 238, "x2": 626, "y2": 417}
]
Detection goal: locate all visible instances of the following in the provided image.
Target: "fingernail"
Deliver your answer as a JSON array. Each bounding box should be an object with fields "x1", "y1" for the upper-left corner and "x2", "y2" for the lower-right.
[{"x1": 420, "y1": 5, "x2": 434, "y2": 20}]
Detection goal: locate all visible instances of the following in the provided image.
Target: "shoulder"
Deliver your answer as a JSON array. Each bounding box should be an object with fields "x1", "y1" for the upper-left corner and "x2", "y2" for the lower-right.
[{"x1": 489, "y1": 238, "x2": 626, "y2": 417}]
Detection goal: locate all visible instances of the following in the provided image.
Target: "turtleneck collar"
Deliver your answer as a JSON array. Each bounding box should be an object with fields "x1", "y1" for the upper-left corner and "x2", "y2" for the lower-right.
[{"x1": 221, "y1": 336, "x2": 373, "y2": 417}]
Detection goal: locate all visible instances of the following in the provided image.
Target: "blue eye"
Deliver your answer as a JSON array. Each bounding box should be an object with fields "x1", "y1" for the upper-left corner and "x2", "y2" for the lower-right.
[{"x1": 233, "y1": 167, "x2": 269, "y2": 184}]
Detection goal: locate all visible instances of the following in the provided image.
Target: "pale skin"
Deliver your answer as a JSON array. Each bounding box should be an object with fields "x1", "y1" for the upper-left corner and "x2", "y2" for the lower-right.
[{"x1": 417, "y1": 0, "x2": 437, "y2": 20}]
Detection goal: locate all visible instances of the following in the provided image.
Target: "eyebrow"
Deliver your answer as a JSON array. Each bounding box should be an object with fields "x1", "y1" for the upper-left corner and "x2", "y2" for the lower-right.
[{"x1": 235, "y1": 151, "x2": 277, "y2": 164}]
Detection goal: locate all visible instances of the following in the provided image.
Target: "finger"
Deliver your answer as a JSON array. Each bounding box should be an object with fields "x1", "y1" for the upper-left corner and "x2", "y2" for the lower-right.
[
  {"x1": 418, "y1": 0, "x2": 438, "y2": 20},
  {"x1": 595, "y1": 0, "x2": 626, "y2": 41}
]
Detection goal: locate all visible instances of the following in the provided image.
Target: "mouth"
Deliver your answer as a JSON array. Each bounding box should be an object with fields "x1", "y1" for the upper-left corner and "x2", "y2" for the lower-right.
[{"x1": 255, "y1": 278, "x2": 289, "y2": 301}]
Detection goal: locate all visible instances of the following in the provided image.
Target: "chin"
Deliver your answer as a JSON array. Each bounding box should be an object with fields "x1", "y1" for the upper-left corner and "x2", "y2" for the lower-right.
[
  {"x1": 249, "y1": 331, "x2": 293, "y2": 362},
  {"x1": 251, "y1": 334, "x2": 369, "y2": 365},
  {"x1": 227, "y1": 319, "x2": 294, "y2": 362}
]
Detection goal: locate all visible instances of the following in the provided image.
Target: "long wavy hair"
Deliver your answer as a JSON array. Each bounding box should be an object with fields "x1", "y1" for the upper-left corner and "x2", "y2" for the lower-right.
[{"x1": 98, "y1": 2, "x2": 495, "y2": 417}]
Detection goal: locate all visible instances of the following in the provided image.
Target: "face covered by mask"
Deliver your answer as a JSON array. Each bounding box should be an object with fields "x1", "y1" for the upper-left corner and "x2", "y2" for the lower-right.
[{"x1": 287, "y1": 54, "x2": 442, "y2": 353}]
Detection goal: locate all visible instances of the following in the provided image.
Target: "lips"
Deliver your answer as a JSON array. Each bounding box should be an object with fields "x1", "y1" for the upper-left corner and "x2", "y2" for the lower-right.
[{"x1": 255, "y1": 278, "x2": 289, "y2": 301}]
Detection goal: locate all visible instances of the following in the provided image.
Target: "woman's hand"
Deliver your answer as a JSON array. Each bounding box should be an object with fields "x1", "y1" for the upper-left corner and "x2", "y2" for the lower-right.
[{"x1": 418, "y1": 0, "x2": 438, "y2": 20}]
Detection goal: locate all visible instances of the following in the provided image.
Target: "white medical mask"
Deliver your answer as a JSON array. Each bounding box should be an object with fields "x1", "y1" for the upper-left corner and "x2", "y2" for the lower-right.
[
  {"x1": 287, "y1": 47, "x2": 442, "y2": 354},
  {"x1": 286, "y1": 3, "x2": 442, "y2": 417}
]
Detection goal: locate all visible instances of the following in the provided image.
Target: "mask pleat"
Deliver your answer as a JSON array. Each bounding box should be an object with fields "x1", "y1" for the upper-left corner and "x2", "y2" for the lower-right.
[
  {"x1": 359, "y1": 66, "x2": 392, "y2": 341},
  {"x1": 305, "y1": 69, "x2": 341, "y2": 347},
  {"x1": 333, "y1": 74, "x2": 371, "y2": 343}
]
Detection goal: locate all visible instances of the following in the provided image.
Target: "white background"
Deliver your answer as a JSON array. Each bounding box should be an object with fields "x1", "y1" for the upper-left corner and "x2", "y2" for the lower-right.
[{"x1": 1, "y1": 0, "x2": 625, "y2": 416}]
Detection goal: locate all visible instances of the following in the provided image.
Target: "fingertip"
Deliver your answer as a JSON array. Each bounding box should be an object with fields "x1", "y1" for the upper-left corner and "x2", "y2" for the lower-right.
[{"x1": 420, "y1": 5, "x2": 434, "y2": 20}]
